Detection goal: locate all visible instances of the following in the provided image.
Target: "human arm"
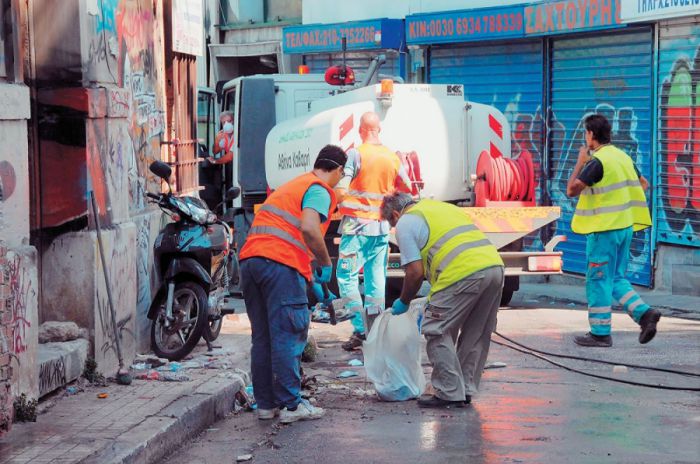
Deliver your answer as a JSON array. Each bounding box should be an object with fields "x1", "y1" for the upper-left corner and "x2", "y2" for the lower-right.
[
  {"x1": 391, "y1": 214, "x2": 429, "y2": 314},
  {"x1": 639, "y1": 174, "x2": 649, "y2": 192},
  {"x1": 566, "y1": 146, "x2": 591, "y2": 198},
  {"x1": 334, "y1": 148, "x2": 359, "y2": 202},
  {"x1": 391, "y1": 260, "x2": 424, "y2": 314},
  {"x1": 301, "y1": 209, "x2": 332, "y2": 267}
]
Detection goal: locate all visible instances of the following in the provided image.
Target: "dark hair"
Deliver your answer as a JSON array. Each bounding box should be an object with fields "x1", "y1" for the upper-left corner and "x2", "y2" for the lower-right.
[
  {"x1": 314, "y1": 144, "x2": 347, "y2": 171},
  {"x1": 584, "y1": 114, "x2": 611, "y2": 144}
]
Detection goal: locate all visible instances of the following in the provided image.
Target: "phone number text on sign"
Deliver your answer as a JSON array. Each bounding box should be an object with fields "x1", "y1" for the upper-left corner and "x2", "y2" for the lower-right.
[
  {"x1": 285, "y1": 26, "x2": 377, "y2": 50},
  {"x1": 407, "y1": 10, "x2": 525, "y2": 43}
]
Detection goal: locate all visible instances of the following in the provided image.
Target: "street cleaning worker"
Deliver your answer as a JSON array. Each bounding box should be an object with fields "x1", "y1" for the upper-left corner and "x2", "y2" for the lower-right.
[
  {"x1": 211, "y1": 111, "x2": 235, "y2": 165},
  {"x1": 381, "y1": 192, "x2": 504, "y2": 408},
  {"x1": 567, "y1": 114, "x2": 660, "y2": 348},
  {"x1": 336, "y1": 111, "x2": 412, "y2": 351},
  {"x1": 239, "y1": 144, "x2": 347, "y2": 423}
]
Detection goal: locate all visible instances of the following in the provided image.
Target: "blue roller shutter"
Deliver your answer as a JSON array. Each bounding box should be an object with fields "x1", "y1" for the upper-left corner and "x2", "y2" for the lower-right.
[
  {"x1": 549, "y1": 28, "x2": 654, "y2": 286},
  {"x1": 429, "y1": 41, "x2": 545, "y2": 204},
  {"x1": 303, "y1": 52, "x2": 400, "y2": 79},
  {"x1": 656, "y1": 15, "x2": 700, "y2": 248}
]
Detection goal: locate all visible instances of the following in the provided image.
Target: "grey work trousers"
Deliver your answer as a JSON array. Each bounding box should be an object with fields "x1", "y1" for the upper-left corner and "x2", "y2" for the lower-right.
[{"x1": 422, "y1": 266, "x2": 504, "y2": 401}]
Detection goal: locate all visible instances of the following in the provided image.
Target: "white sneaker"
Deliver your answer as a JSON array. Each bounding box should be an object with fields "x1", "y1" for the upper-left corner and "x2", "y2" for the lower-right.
[
  {"x1": 279, "y1": 399, "x2": 324, "y2": 424},
  {"x1": 257, "y1": 408, "x2": 280, "y2": 420}
]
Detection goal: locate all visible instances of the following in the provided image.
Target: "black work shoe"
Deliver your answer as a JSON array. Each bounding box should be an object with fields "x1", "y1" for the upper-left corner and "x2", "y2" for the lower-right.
[
  {"x1": 639, "y1": 309, "x2": 661, "y2": 344},
  {"x1": 573, "y1": 332, "x2": 612, "y2": 347},
  {"x1": 464, "y1": 395, "x2": 472, "y2": 405},
  {"x1": 341, "y1": 333, "x2": 365, "y2": 351},
  {"x1": 417, "y1": 395, "x2": 465, "y2": 409}
]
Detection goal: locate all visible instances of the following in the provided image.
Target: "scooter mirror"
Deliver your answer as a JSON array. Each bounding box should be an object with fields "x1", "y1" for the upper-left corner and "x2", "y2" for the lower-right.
[
  {"x1": 150, "y1": 161, "x2": 172, "y2": 180},
  {"x1": 226, "y1": 187, "x2": 241, "y2": 201}
]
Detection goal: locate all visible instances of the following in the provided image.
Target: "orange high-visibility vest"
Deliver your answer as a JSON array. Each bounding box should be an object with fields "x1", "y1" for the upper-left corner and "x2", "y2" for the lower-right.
[
  {"x1": 338, "y1": 143, "x2": 400, "y2": 220},
  {"x1": 239, "y1": 172, "x2": 337, "y2": 281}
]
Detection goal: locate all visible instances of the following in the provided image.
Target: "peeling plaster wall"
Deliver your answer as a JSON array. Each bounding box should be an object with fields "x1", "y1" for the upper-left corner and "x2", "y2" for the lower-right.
[
  {"x1": 0, "y1": 82, "x2": 36, "y2": 435},
  {"x1": 35, "y1": 0, "x2": 169, "y2": 371}
]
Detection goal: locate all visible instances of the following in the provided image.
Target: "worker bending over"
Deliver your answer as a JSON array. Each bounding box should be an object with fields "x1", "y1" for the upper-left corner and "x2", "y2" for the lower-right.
[
  {"x1": 239, "y1": 145, "x2": 347, "y2": 423},
  {"x1": 382, "y1": 193, "x2": 504, "y2": 408}
]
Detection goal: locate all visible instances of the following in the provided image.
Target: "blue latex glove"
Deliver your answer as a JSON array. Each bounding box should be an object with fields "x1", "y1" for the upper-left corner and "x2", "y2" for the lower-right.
[
  {"x1": 311, "y1": 282, "x2": 336, "y2": 306},
  {"x1": 391, "y1": 298, "x2": 409, "y2": 315},
  {"x1": 313, "y1": 265, "x2": 333, "y2": 284}
]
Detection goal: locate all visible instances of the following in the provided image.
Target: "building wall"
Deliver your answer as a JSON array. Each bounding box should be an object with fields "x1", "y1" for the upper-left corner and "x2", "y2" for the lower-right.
[
  {"x1": 302, "y1": 0, "x2": 541, "y2": 24},
  {"x1": 0, "y1": 79, "x2": 37, "y2": 433},
  {"x1": 34, "y1": 0, "x2": 168, "y2": 370}
]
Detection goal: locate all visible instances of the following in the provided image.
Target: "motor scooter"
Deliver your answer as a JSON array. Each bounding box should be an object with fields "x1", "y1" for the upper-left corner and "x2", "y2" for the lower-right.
[{"x1": 145, "y1": 161, "x2": 239, "y2": 360}]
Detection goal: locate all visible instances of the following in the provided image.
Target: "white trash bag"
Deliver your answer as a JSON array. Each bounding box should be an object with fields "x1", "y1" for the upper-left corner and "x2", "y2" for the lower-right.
[{"x1": 363, "y1": 298, "x2": 426, "y2": 401}]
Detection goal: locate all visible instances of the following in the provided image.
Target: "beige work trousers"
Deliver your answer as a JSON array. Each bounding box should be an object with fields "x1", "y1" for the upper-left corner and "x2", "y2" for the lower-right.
[{"x1": 422, "y1": 266, "x2": 504, "y2": 401}]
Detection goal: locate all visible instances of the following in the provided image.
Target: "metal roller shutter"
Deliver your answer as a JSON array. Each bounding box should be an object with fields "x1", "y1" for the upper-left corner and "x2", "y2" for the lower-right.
[
  {"x1": 549, "y1": 28, "x2": 654, "y2": 286},
  {"x1": 429, "y1": 41, "x2": 545, "y2": 203},
  {"x1": 303, "y1": 52, "x2": 400, "y2": 79},
  {"x1": 657, "y1": 15, "x2": 700, "y2": 248}
]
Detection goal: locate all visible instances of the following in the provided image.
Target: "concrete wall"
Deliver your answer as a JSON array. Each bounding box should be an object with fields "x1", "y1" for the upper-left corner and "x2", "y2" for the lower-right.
[
  {"x1": 34, "y1": 0, "x2": 167, "y2": 372},
  {"x1": 0, "y1": 81, "x2": 37, "y2": 434},
  {"x1": 655, "y1": 245, "x2": 700, "y2": 297}
]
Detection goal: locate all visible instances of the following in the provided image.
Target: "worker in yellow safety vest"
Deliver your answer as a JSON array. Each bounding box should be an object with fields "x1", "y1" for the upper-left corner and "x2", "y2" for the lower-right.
[
  {"x1": 567, "y1": 113, "x2": 660, "y2": 348},
  {"x1": 381, "y1": 192, "x2": 504, "y2": 408}
]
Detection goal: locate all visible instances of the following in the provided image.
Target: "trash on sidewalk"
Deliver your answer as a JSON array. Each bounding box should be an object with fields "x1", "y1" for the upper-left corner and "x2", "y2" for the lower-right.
[
  {"x1": 612, "y1": 365, "x2": 628, "y2": 374},
  {"x1": 97, "y1": 393, "x2": 109, "y2": 399},
  {"x1": 235, "y1": 386, "x2": 257, "y2": 412},
  {"x1": 131, "y1": 363, "x2": 151, "y2": 371},
  {"x1": 135, "y1": 371, "x2": 161, "y2": 381},
  {"x1": 337, "y1": 370, "x2": 359, "y2": 379},
  {"x1": 484, "y1": 361, "x2": 507, "y2": 369},
  {"x1": 236, "y1": 454, "x2": 253, "y2": 462},
  {"x1": 160, "y1": 373, "x2": 190, "y2": 382},
  {"x1": 134, "y1": 354, "x2": 168, "y2": 368},
  {"x1": 66, "y1": 386, "x2": 79, "y2": 395},
  {"x1": 348, "y1": 359, "x2": 363, "y2": 367}
]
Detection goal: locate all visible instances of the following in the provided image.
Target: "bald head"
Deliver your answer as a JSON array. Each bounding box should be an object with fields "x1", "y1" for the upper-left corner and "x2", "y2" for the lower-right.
[{"x1": 359, "y1": 112, "x2": 382, "y2": 144}]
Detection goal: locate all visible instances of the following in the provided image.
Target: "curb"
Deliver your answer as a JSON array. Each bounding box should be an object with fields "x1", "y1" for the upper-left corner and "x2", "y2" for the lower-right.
[{"x1": 80, "y1": 376, "x2": 245, "y2": 464}]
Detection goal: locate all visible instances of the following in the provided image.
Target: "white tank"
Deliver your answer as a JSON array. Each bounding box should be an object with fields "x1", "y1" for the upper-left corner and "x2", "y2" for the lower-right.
[{"x1": 265, "y1": 83, "x2": 511, "y2": 202}]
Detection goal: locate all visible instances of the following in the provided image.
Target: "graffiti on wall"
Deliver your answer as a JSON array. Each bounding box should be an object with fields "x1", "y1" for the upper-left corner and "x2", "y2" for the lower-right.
[
  {"x1": 658, "y1": 43, "x2": 700, "y2": 245},
  {"x1": 95, "y1": 230, "x2": 135, "y2": 362},
  {"x1": 3, "y1": 252, "x2": 35, "y2": 356},
  {"x1": 38, "y1": 357, "x2": 66, "y2": 397}
]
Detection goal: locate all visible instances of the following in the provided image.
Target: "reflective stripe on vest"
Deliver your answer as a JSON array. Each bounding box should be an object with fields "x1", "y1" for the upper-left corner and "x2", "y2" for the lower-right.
[
  {"x1": 339, "y1": 144, "x2": 400, "y2": 220},
  {"x1": 247, "y1": 226, "x2": 307, "y2": 254},
  {"x1": 406, "y1": 200, "x2": 503, "y2": 297},
  {"x1": 258, "y1": 204, "x2": 302, "y2": 229},
  {"x1": 572, "y1": 145, "x2": 651, "y2": 235},
  {"x1": 239, "y1": 172, "x2": 337, "y2": 281}
]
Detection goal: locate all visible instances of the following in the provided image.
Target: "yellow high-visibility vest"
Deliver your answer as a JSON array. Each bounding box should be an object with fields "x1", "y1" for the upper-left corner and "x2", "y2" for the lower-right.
[
  {"x1": 572, "y1": 145, "x2": 651, "y2": 235},
  {"x1": 406, "y1": 200, "x2": 503, "y2": 297}
]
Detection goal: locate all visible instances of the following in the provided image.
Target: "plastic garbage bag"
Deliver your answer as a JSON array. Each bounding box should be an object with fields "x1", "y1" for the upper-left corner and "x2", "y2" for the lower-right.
[{"x1": 363, "y1": 298, "x2": 426, "y2": 401}]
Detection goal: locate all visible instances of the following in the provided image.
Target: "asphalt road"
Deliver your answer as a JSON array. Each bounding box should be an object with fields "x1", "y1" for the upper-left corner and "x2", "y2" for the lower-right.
[{"x1": 160, "y1": 302, "x2": 700, "y2": 464}]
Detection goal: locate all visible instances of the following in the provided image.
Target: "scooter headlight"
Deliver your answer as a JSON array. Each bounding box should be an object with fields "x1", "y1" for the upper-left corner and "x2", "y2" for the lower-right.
[{"x1": 186, "y1": 202, "x2": 210, "y2": 225}]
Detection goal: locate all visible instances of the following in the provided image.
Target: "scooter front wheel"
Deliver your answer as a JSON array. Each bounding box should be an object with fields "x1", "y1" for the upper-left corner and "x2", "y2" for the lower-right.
[{"x1": 150, "y1": 281, "x2": 208, "y2": 360}]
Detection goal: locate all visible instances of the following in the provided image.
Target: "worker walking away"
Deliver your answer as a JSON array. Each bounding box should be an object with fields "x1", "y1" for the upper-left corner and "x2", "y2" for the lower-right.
[
  {"x1": 567, "y1": 114, "x2": 660, "y2": 348},
  {"x1": 239, "y1": 145, "x2": 347, "y2": 423},
  {"x1": 337, "y1": 111, "x2": 412, "y2": 351},
  {"x1": 381, "y1": 192, "x2": 504, "y2": 408}
]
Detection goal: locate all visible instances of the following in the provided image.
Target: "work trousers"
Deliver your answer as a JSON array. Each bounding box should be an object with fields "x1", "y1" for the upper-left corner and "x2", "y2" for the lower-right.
[
  {"x1": 240, "y1": 257, "x2": 310, "y2": 410},
  {"x1": 586, "y1": 227, "x2": 651, "y2": 336},
  {"x1": 336, "y1": 234, "x2": 389, "y2": 335},
  {"x1": 422, "y1": 266, "x2": 504, "y2": 400}
]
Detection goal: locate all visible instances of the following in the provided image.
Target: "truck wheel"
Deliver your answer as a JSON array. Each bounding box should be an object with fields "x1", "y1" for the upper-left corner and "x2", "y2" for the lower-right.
[{"x1": 500, "y1": 288, "x2": 514, "y2": 307}]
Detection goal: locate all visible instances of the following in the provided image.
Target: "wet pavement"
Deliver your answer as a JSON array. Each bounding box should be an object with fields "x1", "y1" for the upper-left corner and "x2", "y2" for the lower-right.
[{"x1": 161, "y1": 302, "x2": 700, "y2": 464}]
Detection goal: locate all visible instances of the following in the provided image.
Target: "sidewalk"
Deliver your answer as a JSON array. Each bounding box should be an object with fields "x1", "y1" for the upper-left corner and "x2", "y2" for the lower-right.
[
  {"x1": 515, "y1": 276, "x2": 700, "y2": 319},
  {"x1": 0, "y1": 316, "x2": 252, "y2": 464}
]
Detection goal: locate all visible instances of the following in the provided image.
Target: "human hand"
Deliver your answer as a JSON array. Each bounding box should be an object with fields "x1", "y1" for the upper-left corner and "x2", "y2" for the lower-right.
[
  {"x1": 391, "y1": 298, "x2": 409, "y2": 315},
  {"x1": 313, "y1": 265, "x2": 333, "y2": 284},
  {"x1": 577, "y1": 145, "x2": 591, "y2": 165}
]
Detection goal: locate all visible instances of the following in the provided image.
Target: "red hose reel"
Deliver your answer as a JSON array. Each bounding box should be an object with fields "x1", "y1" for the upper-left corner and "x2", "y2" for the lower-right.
[{"x1": 474, "y1": 149, "x2": 536, "y2": 206}]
